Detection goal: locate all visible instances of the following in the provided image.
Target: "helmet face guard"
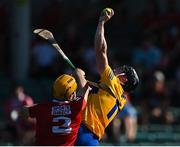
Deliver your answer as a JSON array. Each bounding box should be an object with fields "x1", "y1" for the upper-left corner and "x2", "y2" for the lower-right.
[{"x1": 114, "y1": 65, "x2": 139, "y2": 92}]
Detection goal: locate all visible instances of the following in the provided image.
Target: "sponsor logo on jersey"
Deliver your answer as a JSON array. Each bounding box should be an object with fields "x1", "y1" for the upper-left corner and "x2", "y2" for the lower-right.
[{"x1": 51, "y1": 105, "x2": 71, "y2": 116}]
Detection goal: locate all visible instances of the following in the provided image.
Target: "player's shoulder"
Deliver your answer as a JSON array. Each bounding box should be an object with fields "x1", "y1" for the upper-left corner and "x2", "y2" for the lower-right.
[
  {"x1": 101, "y1": 65, "x2": 116, "y2": 79},
  {"x1": 101, "y1": 65, "x2": 112, "y2": 74}
]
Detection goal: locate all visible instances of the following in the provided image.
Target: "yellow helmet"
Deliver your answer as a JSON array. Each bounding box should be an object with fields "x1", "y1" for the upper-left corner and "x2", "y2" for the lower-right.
[{"x1": 53, "y1": 74, "x2": 77, "y2": 99}]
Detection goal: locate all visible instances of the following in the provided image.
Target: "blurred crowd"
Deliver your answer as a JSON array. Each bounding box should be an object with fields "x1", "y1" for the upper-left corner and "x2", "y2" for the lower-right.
[{"x1": 0, "y1": 0, "x2": 180, "y2": 145}]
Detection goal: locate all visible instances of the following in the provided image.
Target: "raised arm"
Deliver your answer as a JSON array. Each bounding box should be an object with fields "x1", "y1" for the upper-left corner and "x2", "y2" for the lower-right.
[
  {"x1": 73, "y1": 68, "x2": 91, "y2": 102},
  {"x1": 94, "y1": 8, "x2": 114, "y2": 74}
]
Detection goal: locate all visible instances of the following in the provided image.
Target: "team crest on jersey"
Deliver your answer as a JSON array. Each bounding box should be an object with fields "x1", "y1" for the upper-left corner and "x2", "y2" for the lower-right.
[
  {"x1": 51, "y1": 105, "x2": 71, "y2": 116},
  {"x1": 108, "y1": 71, "x2": 114, "y2": 80}
]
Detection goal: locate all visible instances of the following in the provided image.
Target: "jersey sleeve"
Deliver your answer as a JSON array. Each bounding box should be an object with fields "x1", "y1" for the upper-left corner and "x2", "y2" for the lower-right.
[
  {"x1": 28, "y1": 104, "x2": 39, "y2": 118},
  {"x1": 100, "y1": 65, "x2": 115, "y2": 86},
  {"x1": 100, "y1": 65, "x2": 123, "y2": 95},
  {"x1": 81, "y1": 99, "x2": 87, "y2": 110},
  {"x1": 74, "y1": 96, "x2": 87, "y2": 111},
  {"x1": 100, "y1": 65, "x2": 126, "y2": 110}
]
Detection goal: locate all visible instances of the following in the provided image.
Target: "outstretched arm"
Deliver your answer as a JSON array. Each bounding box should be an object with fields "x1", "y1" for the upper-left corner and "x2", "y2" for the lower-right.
[{"x1": 94, "y1": 8, "x2": 114, "y2": 74}]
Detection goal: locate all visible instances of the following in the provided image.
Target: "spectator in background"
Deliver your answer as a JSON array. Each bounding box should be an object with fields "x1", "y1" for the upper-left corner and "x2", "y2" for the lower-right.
[
  {"x1": 132, "y1": 37, "x2": 162, "y2": 71},
  {"x1": 31, "y1": 40, "x2": 59, "y2": 77},
  {"x1": 62, "y1": 23, "x2": 84, "y2": 64},
  {"x1": 105, "y1": 92, "x2": 138, "y2": 145},
  {"x1": 141, "y1": 71, "x2": 174, "y2": 124},
  {"x1": 80, "y1": 47, "x2": 98, "y2": 79},
  {"x1": 4, "y1": 85, "x2": 35, "y2": 145},
  {"x1": 118, "y1": 93, "x2": 137, "y2": 143}
]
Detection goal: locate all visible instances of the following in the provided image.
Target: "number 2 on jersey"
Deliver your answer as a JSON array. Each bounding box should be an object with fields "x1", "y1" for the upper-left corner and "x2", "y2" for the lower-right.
[{"x1": 52, "y1": 116, "x2": 72, "y2": 134}]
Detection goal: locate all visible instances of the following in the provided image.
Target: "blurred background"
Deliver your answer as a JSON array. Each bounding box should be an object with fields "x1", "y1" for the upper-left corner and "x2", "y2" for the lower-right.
[{"x1": 0, "y1": 0, "x2": 180, "y2": 145}]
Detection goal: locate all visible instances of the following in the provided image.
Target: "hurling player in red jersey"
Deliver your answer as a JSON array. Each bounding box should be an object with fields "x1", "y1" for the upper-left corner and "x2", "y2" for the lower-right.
[{"x1": 20, "y1": 68, "x2": 91, "y2": 146}]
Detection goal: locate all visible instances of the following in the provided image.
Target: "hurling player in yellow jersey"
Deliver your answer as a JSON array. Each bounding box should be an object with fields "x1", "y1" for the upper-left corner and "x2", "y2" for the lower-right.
[{"x1": 75, "y1": 8, "x2": 139, "y2": 146}]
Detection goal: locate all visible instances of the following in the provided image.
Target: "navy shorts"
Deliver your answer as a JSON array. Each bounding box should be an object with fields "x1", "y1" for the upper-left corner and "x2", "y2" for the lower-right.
[{"x1": 75, "y1": 124, "x2": 99, "y2": 146}]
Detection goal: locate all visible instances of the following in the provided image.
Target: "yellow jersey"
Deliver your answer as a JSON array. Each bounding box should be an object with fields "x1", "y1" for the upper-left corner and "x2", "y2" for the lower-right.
[{"x1": 82, "y1": 65, "x2": 127, "y2": 140}]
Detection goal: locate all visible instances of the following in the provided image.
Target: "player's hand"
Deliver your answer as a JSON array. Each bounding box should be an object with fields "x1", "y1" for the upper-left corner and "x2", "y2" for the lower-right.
[
  {"x1": 75, "y1": 68, "x2": 85, "y2": 77},
  {"x1": 99, "y1": 8, "x2": 114, "y2": 23},
  {"x1": 74, "y1": 68, "x2": 87, "y2": 89}
]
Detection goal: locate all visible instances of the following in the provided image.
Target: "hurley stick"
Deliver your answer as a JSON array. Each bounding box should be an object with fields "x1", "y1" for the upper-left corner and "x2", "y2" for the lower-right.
[{"x1": 33, "y1": 29, "x2": 75, "y2": 69}]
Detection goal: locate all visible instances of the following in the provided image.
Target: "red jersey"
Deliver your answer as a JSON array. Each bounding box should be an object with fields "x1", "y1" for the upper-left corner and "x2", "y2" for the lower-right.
[{"x1": 28, "y1": 97, "x2": 86, "y2": 146}]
